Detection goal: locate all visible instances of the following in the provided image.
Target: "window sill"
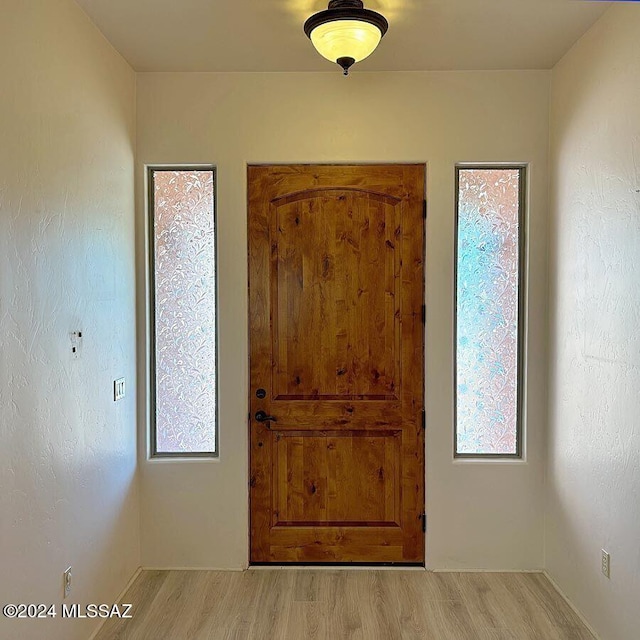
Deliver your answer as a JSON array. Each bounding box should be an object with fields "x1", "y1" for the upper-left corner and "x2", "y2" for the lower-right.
[
  {"x1": 146, "y1": 455, "x2": 220, "y2": 464},
  {"x1": 452, "y1": 456, "x2": 528, "y2": 465}
]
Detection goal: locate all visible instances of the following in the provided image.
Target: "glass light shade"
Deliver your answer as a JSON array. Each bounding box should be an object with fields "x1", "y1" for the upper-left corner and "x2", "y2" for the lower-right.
[{"x1": 310, "y1": 19, "x2": 382, "y2": 64}]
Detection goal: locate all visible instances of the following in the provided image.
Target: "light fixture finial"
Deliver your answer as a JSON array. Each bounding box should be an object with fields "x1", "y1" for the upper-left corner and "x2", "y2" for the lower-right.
[{"x1": 337, "y1": 56, "x2": 355, "y2": 76}]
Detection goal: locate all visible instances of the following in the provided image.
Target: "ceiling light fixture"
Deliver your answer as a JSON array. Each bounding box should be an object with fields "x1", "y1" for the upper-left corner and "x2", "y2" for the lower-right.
[{"x1": 304, "y1": 0, "x2": 389, "y2": 76}]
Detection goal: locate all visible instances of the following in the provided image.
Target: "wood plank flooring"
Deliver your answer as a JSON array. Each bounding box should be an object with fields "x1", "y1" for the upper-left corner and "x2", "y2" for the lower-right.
[{"x1": 94, "y1": 570, "x2": 595, "y2": 640}]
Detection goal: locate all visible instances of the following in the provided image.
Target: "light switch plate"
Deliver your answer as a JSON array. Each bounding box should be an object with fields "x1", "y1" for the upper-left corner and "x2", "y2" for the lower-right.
[
  {"x1": 114, "y1": 378, "x2": 126, "y2": 402},
  {"x1": 70, "y1": 331, "x2": 83, "y2": 360}
]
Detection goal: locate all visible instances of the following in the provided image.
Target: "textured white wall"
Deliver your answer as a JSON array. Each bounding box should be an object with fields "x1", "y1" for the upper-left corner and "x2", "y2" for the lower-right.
[
  {"x1": 547, "y1": 6, "x2": 640, "y2": 640},
  {"x1": 136, "y1": 70, "x2": 550, "y2": 570},
  {"x1": 0, "y1": 2, "x2": 139, "y2": 639}
]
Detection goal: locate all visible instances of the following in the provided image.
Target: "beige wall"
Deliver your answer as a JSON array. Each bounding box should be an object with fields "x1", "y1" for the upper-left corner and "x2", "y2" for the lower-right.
[
  {"x1": 136, "y1": 70, "x2": 550, "y2": 570},
  {"x1": 547, "y1": 6, "x2": 640, "y2": 640},
  {"x1": 0, "y1": 2, "x2": 138, "y2": 639},
  {"x1": 4, "y1": 0, "x2": 639, "y2": 631}
]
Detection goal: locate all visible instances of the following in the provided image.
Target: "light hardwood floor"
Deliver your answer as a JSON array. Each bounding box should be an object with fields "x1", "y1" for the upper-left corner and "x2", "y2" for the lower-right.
[{"x1": 94, "y1": 570, "x2": 595, "y2": 640}]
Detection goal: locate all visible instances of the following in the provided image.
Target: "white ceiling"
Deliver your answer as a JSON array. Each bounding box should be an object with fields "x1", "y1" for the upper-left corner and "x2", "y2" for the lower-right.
[{"x1": 75, "y1": 0, "x2": 610, "y2": 72}]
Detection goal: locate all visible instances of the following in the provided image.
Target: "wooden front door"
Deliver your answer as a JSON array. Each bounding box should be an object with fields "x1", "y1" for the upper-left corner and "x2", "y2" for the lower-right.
[{"x1": 248, "y1": 164, "x2": 425, "y2": 564}]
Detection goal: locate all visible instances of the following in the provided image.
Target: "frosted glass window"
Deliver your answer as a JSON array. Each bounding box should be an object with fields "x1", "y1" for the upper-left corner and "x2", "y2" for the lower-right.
[
  {"x1": 455, "y1": 167, "x2": 524, "y2": 457},
  {"x1": 150, "y1": 168, "x2": 217, "y2": 456}
]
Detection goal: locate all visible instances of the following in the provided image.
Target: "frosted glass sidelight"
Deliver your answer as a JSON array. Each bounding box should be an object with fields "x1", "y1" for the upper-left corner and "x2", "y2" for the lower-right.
[
  {"x1": 152, "y1": 169, "x2": 217, "y2": 455},
  {"x1": 456, "y1": 168, "x2": 522, "y2": 456}
]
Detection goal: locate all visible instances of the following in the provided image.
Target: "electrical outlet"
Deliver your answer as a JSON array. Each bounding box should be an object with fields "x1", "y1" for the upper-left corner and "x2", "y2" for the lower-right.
[
  {"x1": 601, "y1": 549, "x2": 610, "y2": 578},
  {"x1": 114, "y1": 378, "x2": 126, "y2": 402},
  {"x1": 63, "y1": 567, "x2": 72, "y2": 598}
]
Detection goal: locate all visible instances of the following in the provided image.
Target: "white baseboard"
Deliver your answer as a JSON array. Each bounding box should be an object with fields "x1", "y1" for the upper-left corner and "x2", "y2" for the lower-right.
[
  {"x1": 542, "y1": 571, "x2": 602, "y2": 640},
  {"x1": 88, "y1": 566, "x2": 143, "y2": 640},
  {"x1": 430, "y1": 568, "x2": 544, "y2": 573},
  {"x1": 141, "y1": 566, "x2": 245, "y2": 571}
]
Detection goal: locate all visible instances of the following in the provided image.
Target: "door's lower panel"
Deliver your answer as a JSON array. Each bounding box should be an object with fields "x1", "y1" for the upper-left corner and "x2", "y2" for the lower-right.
[{"x1": 273, "y1": 430, "x2": 401, "y2": 527}]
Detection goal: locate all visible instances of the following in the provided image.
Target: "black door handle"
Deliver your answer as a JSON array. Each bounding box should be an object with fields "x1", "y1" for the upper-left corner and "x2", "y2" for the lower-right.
[{"x1": 255, "y1": 411, "x2": 277, "y2": 423}]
